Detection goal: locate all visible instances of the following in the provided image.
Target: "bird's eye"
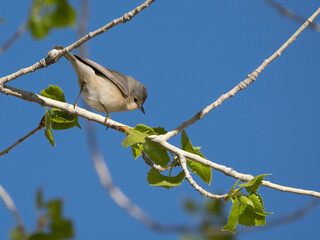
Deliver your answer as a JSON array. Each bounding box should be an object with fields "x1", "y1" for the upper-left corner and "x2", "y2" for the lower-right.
[{"x1": 134, "y1": 98, "x2": 138, "y2": 103}]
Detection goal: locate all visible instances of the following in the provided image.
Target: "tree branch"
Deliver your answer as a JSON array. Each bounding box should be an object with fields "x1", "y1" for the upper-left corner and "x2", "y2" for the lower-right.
[
  {"x1": 0, "y1": 116, "x2": 45, "y2": 157},
  {"x1": 0, "y1": 3, "x2": 319, "y2": 201},
  {"x1": 85, "y1": 120, "x2": 208, "y2": 234},
  {"x1": 150, "y1": 136, "x2": 320, "y2": 198},
  {"x1": 0, "y1": 85, "x2": 129, "y2": 132},
  {"x1": 178, "y1": 153, "x2": 227, "y2": 200},
  {"x1": 162, "y1": 7, "x2": 320, "y2": 140},
  {"x1": 0, "y1": 22, "x2": 28, "y2": 55},
  {"x1": 0, "y1": 0, "x2": 156, "y2": 85}
]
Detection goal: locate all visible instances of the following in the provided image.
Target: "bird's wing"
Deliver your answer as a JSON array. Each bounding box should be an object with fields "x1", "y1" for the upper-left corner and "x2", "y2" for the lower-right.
[{"x1": 74, "y1": 55, "x2": 129, "y2": 97}]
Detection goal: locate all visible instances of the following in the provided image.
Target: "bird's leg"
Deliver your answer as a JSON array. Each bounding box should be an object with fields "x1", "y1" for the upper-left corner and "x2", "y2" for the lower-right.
[
  {"x1": 74, "y1": 83, "x2": 84, "y2": 108},
  {"x1": 100, "y1": 102, "x2": 111, "y2": 130}
]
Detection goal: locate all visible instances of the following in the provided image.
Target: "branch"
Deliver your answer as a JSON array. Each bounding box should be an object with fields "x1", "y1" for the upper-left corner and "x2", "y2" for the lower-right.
[
  {"x1": 163, "y1": 7, "x2": 320, "y2": 140},
  {"x1": 0, "y1": 22, "x2": 28, "y2": 55},
  {"x1": 0, "y1": 116, "x2": 45, "y2": 157},
  {"x1": 0, "y1": 85, "x2": 129, "y2": 132},
  {"x1": 1, "y1": 7, "x2": 320, "y2": 199},
  {"x1": 0, "y1": 185, "x2": 25, "y2": 237},
  {"x1": 0, "y1": 0, "x2": 156, "y2": 85},
  {"x1": 264, "y1": 0, "x2": 320, "y2": 32},
  {"x1": 178, "y1": 154, "x2": 227, "y2": 200},
  {"x1": 1, "y1": 2, "x2": 319, "y2": 202},
  {"x1": 85, "y1": 120, "x2": 206, "y2": 234},
  {"x1": 150, "y1": 137, "x2": 320, "y2": 198},
  {"x1": 140, "y1": 151, "x2": 169, "y2": 171}
]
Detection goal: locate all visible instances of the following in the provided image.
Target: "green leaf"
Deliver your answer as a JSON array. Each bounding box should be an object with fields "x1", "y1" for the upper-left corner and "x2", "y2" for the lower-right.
[
  {"x1": 239, "y1": 174, "x2": 271, "y2": 193},
  {"x1": 152, "y1": 127, "x2": 167, "y2": 134},
  {"x1": 247, "y1": 193, "x2": 272, "y2": 216},
  {"x1": 48, "y1": 200, "x2": 62, "y2": 221},
  {"x1": 181, "y1": 131, "x2": 212, "y2": 185},
  {"x1": 186, "y1": 159, "x2": 212, "y2": 186},
  {"x1": 29, "y1": 0, "x2": 76, "y2": 39},
  {"x1": 122, "y1": 124, "x2": 156, "y2": 148},
  {"x1": 47, "y1": 0, "x2": 76, "y2": 27},
  {"x1": 0, "y1": 16, "x2": 5, "y2": 23},
  {"x1": 147, "y1": 168, "x2": 185, "y2": 189},
  {"x1": 143, "y1": 141, "x2": 170, "y2": 167},
  {"x1": 134, "y1": 124, "x2": 155, "y2": 134},
  {"x1": 28, "y1": 233, "x2": 54, "y2": 240},
  {"x1": 44, "y1": 109, "x2": 55, "y2": 147},
  {"x1": 50, "y1": 219, "x2": 73, "y2": 238},
  {"x1": 122, "y1": 129, "x2": 149, "y2": 148},
  {"x1": 239, "y1": 196, "x2": 254, "y2": 208},
  {"x1": 51, "y1": 110, "x2": 81, "y2": 130},
  {"x1": 238, "y1": 196, "x2": 253, "y2": 215},
  {"x1": 131, "y1": 143, "x2": 143, "y2": 159},
  {"x1": 181, "y1": 131, "x2": 204, "y2": 158},
  {"x1": 222, "y1": 197, "x2": 240, "y2": 233},
  {"x1": 226, "y1": 179, "x2": 241, "y2": 202},
  {"x1": 237, "y1": 193, "x2": 272, "y2": 227},
  {"x1": 238, "y1": 205, "x2": 266, "y2": 227},
  {"x1": 40, "y1": 85, "x2": 65, "y2": 102}
]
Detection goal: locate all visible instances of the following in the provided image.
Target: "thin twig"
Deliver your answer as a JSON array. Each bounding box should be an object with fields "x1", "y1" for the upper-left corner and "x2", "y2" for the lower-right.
[
  {"x1": 0, "y1": 116, "x2": 45, "y2": 157},
  {"x1": 0, "y1": 3, "x2": 319, "y2": 201},
  {"x1": 150, "y1": 138, "x2": 320, "y2": 198},
  {"x1": 264, "y1": 0, "x2": 320, "y2": 32},
  {"x1": 178, "y1": 153, "x2": 227, "y2": 200},
  {"x1": 0, "y1": 22, "x2": 28, "y2": 55},
  {"x1": 140, "y1": 151, "x2": 168, "y2": 171},
  {"x1": 0, "y1": 185, "x2": 25, "y2": 238},
  {"x1": 85, "y1": 120, "x2": 202, "y2": 234},
  {"x1": 162, "y1": 7, "x2": 320, "y2": 140},
  {"x1": 0, "y1": 0, "x2": 156, "y2": 85}
]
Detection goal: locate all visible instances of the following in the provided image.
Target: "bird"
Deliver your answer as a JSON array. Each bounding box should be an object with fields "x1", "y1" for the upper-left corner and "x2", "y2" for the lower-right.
[{"x1": 54, "y1": 46, "x2": 148, "y2": 118}]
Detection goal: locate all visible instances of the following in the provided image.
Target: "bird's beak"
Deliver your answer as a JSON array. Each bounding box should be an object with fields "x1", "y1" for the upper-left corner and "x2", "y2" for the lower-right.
[{"x1": 138, "y1": 105, "x2": 145, "y2": 114}]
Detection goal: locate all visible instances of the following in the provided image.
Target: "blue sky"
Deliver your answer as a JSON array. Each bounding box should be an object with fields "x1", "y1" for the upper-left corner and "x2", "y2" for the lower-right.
[{"x1": 1, "y1": 1, "x2": 320, "y2": 239}]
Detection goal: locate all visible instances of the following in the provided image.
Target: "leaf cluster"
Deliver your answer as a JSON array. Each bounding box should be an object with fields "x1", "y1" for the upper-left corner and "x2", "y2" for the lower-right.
[
  {"x1": 122, "y1": 125, "x2": 212, "y2": 189},
  {"x1": 29, "y1": 0, "x2": 76, "y2": 39},
  {"x1": 41, "y1": 85, "x2": 81, "y2": 147},
  {"x1": 222, "y1": 174, "x2": 273, "y2": 233}
]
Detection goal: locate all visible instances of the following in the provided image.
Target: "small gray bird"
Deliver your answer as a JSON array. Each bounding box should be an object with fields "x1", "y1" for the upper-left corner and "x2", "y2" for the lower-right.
[{"x1": 55, "y1": 46, "x2": 147, "y2": 116}]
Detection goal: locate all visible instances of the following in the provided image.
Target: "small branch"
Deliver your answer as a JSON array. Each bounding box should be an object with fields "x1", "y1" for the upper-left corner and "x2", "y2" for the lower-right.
[
  {"x1": 140, "y1": 151, "x2": 168, "y2": 171},
  {"x1": 0, "y1": 116, "x2": 45, "y2": 157},
  {"x1": 264, "y1": 0, "x2": 320, "y2": 32},
  {"x1": 163, "y1": 7, "x2": 320, "y2": 140},
  {"x1": 85, "y1": 120, "x2": 200, "y2": 234},
  {"x1": 150, "y1": 136, "x2": 320, "y2": 198},
  {"x1": 0, "y1": 185, "x2": 25, "y2": 237},
  {"x1": 0, "y1": 22, "x2": 28, "y2": 55},
  {"x1": 0, "y1": 85, "x2": 129, "y2": 132},
  {"x1": 178, "y1": 154, "x2": 227, "y2": 200},
  {"x1": 1, "y1": 80, "x2": 319, "y2": 199},
  {"x1": 0, "y1": 0, "x2": 156, "y2": 85}
]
